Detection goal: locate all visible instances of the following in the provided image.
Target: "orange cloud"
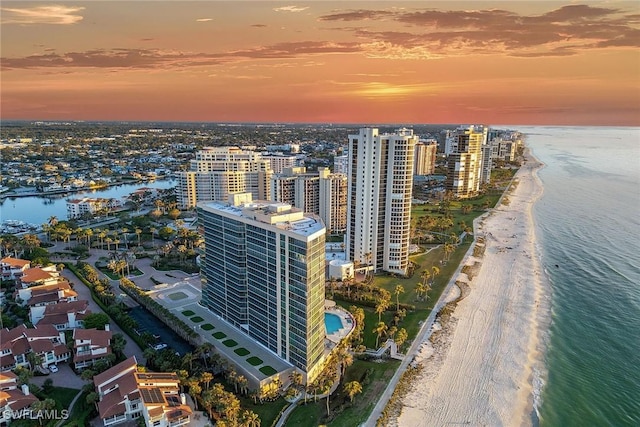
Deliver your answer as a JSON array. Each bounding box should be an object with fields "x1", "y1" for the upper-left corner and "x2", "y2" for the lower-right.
[{"x1": 1, "y1": 5, "x2": 84, "y2": 25}]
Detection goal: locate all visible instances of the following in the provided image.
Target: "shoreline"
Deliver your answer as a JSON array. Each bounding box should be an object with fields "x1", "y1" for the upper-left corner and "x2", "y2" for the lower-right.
[{"x1": 393, "y1": 148, "x2": 549, "y2": 426}]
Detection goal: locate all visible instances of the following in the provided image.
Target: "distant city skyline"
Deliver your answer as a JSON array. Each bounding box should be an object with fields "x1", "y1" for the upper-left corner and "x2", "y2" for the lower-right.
[{"x1": 1, "y1": 1, "x2": 638, "y2": 126}]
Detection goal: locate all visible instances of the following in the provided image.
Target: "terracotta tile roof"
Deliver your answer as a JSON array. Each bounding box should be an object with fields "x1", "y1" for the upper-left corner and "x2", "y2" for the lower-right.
[
  {"x1": 38, "y1": 314, "x2": 69, "y2": 326},
  {"x1": 0, "y1": 354, "x2": 16, "y2": 369},
  {"x1": 73, "y1": 328, "x2": 112, "y2": 348},
  {"x1": 94, "y1": 356, "x2": 137, "y2": 389},
  {"x1": 20, "y1": 268, "x2": 57, "y2": 284},
  {"x1": 28, "y1": 294, "x2": 62, "y2": 306},
  {"x1": 29, "y1": 282, "x2": 71, "y2": 296},
  {"x1": 1, "y1": 257, "x2": 31, "y2": 268},
  {"x1": 23, "y1": 324, "x2": 59, "y2": 338},
  {"x1": 6, "y1": 389, "x2": 38, "y2": 411},
  {"x1": 2, "y1": 325, "x2": 28, "y2": 343},
  {"x1": 29, "y1": 340, "x2": 54, "y2": 354},
  {"x1": 0, "y1": 390, "x2": 9, "y2": 406},
  {"x1": 11, "y1": 338, "x2": 29, "y2": 355},
  {"x1": 54, "y1": 344, "x2": 70, "y2": 357},
  {"x1": 0, "y1": 370, "x2": 18, "y2": 382},
  {"x1": 42, "y1": 300, "x2": 88, "y2": 315}
]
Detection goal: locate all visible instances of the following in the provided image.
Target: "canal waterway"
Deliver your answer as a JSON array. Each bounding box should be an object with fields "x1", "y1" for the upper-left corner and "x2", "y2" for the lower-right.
[{"x1": 0, "y1": 179, "x2": 176, "y2": 226}]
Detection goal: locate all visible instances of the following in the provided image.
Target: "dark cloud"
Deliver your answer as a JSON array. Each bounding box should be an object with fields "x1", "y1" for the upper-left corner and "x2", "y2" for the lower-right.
[
  {"x1": 1, "y1": 41, "x2": 362, "y2": 70},
  {"x1": 319, "y1": 4, "x2": 639, "y2": 57},
  {"x1": 318, "y1": 9, "x2": 394, "y2": 22}
]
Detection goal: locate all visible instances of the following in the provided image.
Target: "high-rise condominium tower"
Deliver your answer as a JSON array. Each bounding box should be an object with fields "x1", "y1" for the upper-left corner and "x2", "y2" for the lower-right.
[
  {"x1": 346, "y1": 128, "x2": 416, "y2": 276},
  {"x1": 176, "y1": 147, "x2": 272, "y2": 209},
  {"x1": 445, "y1": 125, "x2": 489, "y2": 199},
  {"x1": 271, "y1": 167, "x2": 348, "y2": 234},
  {"x1": 198, "y1": 194, "x2": 326, "y2": 382},
  {"x1": 414, "y1": 140, "x2": 438, "y2": 175}
]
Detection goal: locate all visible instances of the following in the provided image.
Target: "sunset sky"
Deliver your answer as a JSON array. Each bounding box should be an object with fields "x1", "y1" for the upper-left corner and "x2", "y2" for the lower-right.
[{"x1": 1, "y1": 1, "x2": 639, "y2": 125}]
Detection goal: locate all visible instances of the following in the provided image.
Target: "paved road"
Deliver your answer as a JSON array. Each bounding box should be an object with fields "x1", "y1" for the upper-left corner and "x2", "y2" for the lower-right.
[{"x1": 50, "y1": 243, "x2": 147, "y2": 364}]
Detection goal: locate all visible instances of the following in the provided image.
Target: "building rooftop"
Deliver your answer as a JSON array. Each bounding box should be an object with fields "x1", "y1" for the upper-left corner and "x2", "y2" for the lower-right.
[{"x1": 200, "y1": 196, "x2": 325, "y2": 238}]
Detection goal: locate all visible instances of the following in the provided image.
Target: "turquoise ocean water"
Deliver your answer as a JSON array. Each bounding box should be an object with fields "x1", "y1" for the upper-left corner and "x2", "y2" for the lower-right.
[{"x1": 522, "y1": 127, "x2": 640, "y2": 426}]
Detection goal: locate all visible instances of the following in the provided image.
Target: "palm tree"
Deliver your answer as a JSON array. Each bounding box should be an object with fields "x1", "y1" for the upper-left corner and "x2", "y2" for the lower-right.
[
  {"x1": 149, "y1": 226, "x2": 158, "y2": 247},
  {"x1": 415, "y1": 282, "x2": 425, "y2": 302},
  {"x1": 237, "y1": 375, "x2": 249, "y2": 396},
  {"x1": 187, "y1": 378, "x2": 202, "y2": 410},
  {"x1": 343, "y1": 381, "x2": 363, "y2": 402},
  {"x1": 199, "y1": 371, "x2": 213, "y2": 390},
  {"x1": 421, "y1": 269, "x2": 431, "y2": 287},
  {"x1": 394, "y1": 284, "x2": 405, "y2": 311},
  {"x1": 26, "y1": 352, "x2": 43, "y2": 373},
  {"x1": 340, "y1": 350, "x2": 353, "y2": 376},
  {"x1": 135, "y1": 228, "x2": 142, "y2": 246},
  {"x1": 241, "y1": 410, "x2": 260, "y2": 427},
  {"x1": 97, "y1": 230, "x2": 107, "y2": 249},
  {"x1": 431, "y1": 266, "x2": 440, "y2": 285},
  {"x1": 289, "y1": 371, "x2": 303, "y2": 391},
  {"x1": 395, "y1": 328, "x2": 408, "y2": 348},
  {"x1": 181, "y1": 352, "x2": 195, "y2": 372},
  {"x1": 375, "y1": 297, "x2": 389, "y2": 322},
  {"x1": 373, "y1": 322, "x2": 388, "y2": 348},
  {"x1": 121, "y1": 228, "x2": 129, "y2": 249}
]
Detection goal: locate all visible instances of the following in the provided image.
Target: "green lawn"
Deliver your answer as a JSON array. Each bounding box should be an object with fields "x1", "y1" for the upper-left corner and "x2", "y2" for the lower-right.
[
  {"x1": 190, "y1": 316, "x2": 204, "y2": 323},
  {"x1": 213, "y1": 331, "x2": 227, "y2": 339},
  {"x1": 259, "y1": 365, "x2": 278, "y2": 376},
  {"x1": 201, "y1": 323, "x2": 215, "y2": 331},
  {"x1": 286, "y1": 360, "x2": 400, "y2": 426},
  {"x1": 239, "y1": 396, "x2": 287, "y2": 427},
  {"x1": 222, "y1": 339, "x2": 238, "y2": 347},
  {"x1": 50, "y1": 386, "x2": 79, "y2": 411},
  {"x1": 235, "y1": 347, "x2": 250, "y2": 356},
  {"x1": 181, "y1": 310, "x2": 195, "y2": 316},
  {"x1": 247, "y1": 356, "x2": 263, "y2": 366},
  {"x1": 338, "y1": 240, "x2": 472, "y2": 350},
  {"x1": 167, "y1": 291, "x2": 188, "y2": 301}
]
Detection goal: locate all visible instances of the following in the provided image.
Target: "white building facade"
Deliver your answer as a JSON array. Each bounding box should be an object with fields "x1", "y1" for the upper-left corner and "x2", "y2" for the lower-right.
[
  {"x1": 346, "y1": 128, "x2": 416, "y2": 276},
  {"x1": 176, "y1": 147, "x2": 272, "y2": 209}
]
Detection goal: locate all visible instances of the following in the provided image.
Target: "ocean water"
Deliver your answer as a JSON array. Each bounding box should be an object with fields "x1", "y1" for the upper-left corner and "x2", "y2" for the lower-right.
[{"x1": 523, "y1": 127, "x2": 640, "y2": 427}]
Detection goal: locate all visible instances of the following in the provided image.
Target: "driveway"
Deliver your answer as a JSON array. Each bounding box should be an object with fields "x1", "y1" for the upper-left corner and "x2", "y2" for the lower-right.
[
  {"x1": 61, "y1": 265, "x2": 147, "y2": 365},
  {"x1": 30, "y1": 363, "x2": 87, "y2": 390}
]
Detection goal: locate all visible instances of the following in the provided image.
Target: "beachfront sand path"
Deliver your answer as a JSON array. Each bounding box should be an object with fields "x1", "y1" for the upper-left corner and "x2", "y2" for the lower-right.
[{"x1": 394, "y1": 151, "x2": 547, "y2": 427}]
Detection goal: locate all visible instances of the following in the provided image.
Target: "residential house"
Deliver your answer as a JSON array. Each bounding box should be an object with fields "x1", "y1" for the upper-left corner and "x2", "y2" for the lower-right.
[
  {"x1": 17, "y1": 281, "x2": 78, "y2": 307},
  {"x1": 94, "y1": 356, "x2": 191, "y2": 427},
  {"x1": 30, "y1": 300, "x2": 91, "y2": 330},
  {"x1": 0, "y1": 257, "x2": 31, "y2": 281},
  {"x1": 0, "y1": 371, "x2": 38, "y2": 426},
  {"x1": 0, "y1": 325, "x2": 70, "y2": 372},
  {"x1": 17, "y1": 266, "x2": 61, "y2": 289},
  {"x1": 73, "y1": 328, "x2": 113, "y2": 370}
]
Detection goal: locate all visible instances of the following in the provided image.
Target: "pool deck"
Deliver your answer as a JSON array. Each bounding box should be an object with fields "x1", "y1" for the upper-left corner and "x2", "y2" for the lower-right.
[
  {"x1": 148, "y1": 281, "x2": 294, "y2": 389},
  {"x1": 324, "y1": 305, "x2": 355, "y2": 344}
]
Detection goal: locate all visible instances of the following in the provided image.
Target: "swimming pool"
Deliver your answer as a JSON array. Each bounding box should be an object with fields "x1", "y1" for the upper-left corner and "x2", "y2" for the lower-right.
[{"x1": 325, "y1": 312, "x2": 344, "y2": 335}]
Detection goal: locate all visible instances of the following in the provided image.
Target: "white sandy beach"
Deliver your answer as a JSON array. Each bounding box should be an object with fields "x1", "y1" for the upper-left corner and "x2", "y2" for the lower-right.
[{"x1": 395, "y1": 150, "x2": 547, "y2": 427}]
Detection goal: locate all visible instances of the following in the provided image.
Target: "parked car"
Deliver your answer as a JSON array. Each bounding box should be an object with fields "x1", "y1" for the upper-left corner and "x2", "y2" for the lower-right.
[
  {"x1": 153, "y1": 343, "x2": 167, "y2": 351},
  {"x1": 49, "y1": 365, "x2": 58, "y2": 373}
]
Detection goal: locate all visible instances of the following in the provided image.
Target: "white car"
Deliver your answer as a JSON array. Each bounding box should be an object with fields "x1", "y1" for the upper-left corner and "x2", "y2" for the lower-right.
[
  {"x1": 49, "y1": 365, "x2": 58, "y2": 373},
  {"x1": 153, "y1": 343, "x2": 167, "y2": 351}
]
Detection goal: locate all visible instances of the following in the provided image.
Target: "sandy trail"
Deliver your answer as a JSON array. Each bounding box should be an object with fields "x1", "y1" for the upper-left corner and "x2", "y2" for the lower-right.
[{"x1": 395, "y1": 151, "x2": 546, "y2": 427}]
